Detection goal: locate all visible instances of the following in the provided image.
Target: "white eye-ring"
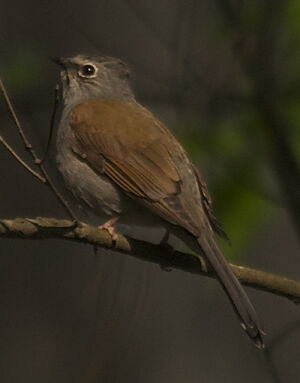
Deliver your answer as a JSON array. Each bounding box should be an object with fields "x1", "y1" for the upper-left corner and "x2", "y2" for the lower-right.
[{"x1": 78, "y1": 63, "x2": 97, "y2": 78}]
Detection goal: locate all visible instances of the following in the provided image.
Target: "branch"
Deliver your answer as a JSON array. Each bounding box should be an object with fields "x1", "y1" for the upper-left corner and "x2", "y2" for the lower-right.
[
  {"x1": 0, "y1": 79, "x2": 77, "y2": 221},
  {"x1": 0, "y1": 136, "x2": 46, "y2": 183},
  {"x1": 1, "y1": 217, "x2": 299, "y2": 304}
]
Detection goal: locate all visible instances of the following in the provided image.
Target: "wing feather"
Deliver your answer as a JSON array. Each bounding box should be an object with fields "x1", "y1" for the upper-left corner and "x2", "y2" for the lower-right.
[{"x1": 69, "y1": 99, "x2": 207, "y2": 235}]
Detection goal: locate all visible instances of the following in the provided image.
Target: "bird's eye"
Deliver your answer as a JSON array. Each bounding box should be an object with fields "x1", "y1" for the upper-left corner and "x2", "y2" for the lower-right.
[{"x1": 79, "y1": 64, "x2": 97, "y2": 78}]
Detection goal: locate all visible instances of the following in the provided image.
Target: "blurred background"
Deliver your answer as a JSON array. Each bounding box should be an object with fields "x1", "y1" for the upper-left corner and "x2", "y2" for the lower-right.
[{"x1": 0, "y1": 0, "x2": 299, "y2": 382}]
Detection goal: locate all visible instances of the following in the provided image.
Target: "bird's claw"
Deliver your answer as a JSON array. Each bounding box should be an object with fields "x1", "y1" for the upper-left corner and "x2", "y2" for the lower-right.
[
  {"x1": 99, "y1": 217, "x2": 119, "y2": 245},
  {"x1": 159, "y1": 241, "x2": 175, "y2": 272}
]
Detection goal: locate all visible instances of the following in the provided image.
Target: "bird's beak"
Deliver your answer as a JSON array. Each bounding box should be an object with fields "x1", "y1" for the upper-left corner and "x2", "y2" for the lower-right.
[{"x1": 51, "y1": 56, "x2": 66, "y2": 68}]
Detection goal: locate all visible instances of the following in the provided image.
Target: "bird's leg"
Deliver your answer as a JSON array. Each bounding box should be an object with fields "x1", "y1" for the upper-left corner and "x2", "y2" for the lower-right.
[
  {"x1": 99, "y1": 217, "x2": 120, "y2": 243},
  {"x1": 159, "y1": 230, "x2": 175, "y2": 272},
  {"x1": 93, "y1": 218, "x2": 120, "y2": 255},
  {"x1": 160, "y1": 229, "x2": 170, "y2": 245}
]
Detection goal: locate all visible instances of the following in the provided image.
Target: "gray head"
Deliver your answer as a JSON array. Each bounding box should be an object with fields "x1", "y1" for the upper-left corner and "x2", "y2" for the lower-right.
[{"x1": 53, "y1": 54, "x2": 135, "y2": 106}]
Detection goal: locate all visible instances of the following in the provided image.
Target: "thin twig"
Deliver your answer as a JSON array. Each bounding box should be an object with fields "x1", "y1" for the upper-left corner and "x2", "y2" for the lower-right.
[
  {"x1": 0, "y1": 78, "x2": 77, "y2": 221},
  {"x1": 41, "y1": 84, "x2": 60, "y2": 163},
  {"x1": 0, "y1": 79, "x2": 37, "y2": 161},
  {"x1": 0, "y1": 136, "x2": 46, "y2": 183},
  {"x1": 0, "y1": 217, "x2": 299, "y2": 304}
]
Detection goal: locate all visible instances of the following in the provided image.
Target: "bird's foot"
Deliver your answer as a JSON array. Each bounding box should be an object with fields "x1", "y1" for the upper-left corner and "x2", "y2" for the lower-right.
[
  {"x1": 99, "y1": 217, "x2": 119, "y2": 245},
  {"x1": 159, "y1": 230, "x2": 175, "y2": 272}
]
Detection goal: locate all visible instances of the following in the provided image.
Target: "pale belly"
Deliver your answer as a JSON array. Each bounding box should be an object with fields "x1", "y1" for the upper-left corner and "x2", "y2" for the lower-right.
[
  {"x1": 56, "y1": 147, "x2": 162, "y2": 228},
  {"x1": 56, "y1": 116, "x2": 163, "y2": 228}
]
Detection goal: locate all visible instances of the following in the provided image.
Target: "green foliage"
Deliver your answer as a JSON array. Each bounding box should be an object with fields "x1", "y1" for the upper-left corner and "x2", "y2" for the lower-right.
[
  {"x1": 0, "y1": 50, "x2": 41, "y2": 93},
  {"x1": 285, "y1": 100, "x2": 300, "y2": 162},
  {"x1": 178, "y1": 110, "x2": 274, "y2": 261},
  {"x1": 286, "y1": 0, "x2": 300, "y2": 36}
]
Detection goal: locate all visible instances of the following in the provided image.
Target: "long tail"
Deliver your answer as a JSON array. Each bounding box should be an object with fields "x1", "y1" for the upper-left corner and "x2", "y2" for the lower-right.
[{"x1": 197, "y1": 234, "x2": 265, "y2": 348}]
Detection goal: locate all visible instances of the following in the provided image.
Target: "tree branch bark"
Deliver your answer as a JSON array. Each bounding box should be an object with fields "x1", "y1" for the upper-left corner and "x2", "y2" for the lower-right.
[{"x1": 1, "y1": 217, "x2": 299, "y2": 304}]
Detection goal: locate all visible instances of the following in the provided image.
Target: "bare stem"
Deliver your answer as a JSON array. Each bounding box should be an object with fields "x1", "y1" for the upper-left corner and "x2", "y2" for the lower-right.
[
  {"x1": 0, "y1": 78, "x2": 77, "y2": 221},
  {"x1": 0, "y1": 136, "x2": 46, "y2": 183},
  {"x1": 0, "y1": 216, "x2": 299, "y2": 304},
  {"x1": 41, "y1": 84, "x2": 60, "y2": 163}
]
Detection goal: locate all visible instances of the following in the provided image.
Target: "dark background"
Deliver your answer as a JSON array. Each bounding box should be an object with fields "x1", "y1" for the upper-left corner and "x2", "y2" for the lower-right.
[{"x1": 0, "y1": 1, "x2": 299, "y2": 382}]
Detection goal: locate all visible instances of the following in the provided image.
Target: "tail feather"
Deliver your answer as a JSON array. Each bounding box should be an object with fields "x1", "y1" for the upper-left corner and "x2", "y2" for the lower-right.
[{"x1": 197, "y1": 235, "x2": 265, "y2": 348}]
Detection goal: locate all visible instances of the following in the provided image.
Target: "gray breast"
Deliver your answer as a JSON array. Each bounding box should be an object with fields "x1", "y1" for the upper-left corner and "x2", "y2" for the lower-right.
[
  {"x1": 55, "y1": 114, "x2": 162, "y2": 228},
  {"x1": 56, "y1": 114, "x2": 123, "y2": 220}
]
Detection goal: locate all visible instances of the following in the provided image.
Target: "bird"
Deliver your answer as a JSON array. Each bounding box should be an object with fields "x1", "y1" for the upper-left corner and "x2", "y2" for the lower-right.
[{"x1": 54, "y1": 54, "x2": 264, "y2": 348}]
